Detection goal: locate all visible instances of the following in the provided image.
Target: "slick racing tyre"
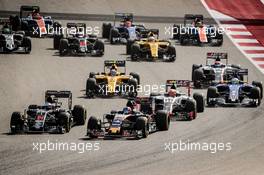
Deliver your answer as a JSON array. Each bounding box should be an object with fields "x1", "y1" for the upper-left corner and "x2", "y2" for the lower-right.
[
  {"x1": 155, "y1": 110, "x2": 169, "y2": 131},
  {"x1": 131, "y1": 43, "x2": 140, "y2": 61},
  {"x1": 87, "y1": 116, "x2": 100, "y2": 138},
  {"x1": 59, "y1": 39, "x2": 69, "y2": 56},
  {"x1": 23, "y1": 37, "x2": 31, "y2": 54},
  {"x1": 58, "y1": 112, "x2": 71, "y2": 133},
  {"x1": 10, "y1": 112, "x2": 24, "y2": 133},
  {"x1": 252, "y1": 81, "x2": 263, "y2": 99},
  {"x1": 207, "y1": 87, "x2": 218, "y2": 106},
  {"x1": 129, "y1": 72, "x2": 140, "y2": 84},
  {"x1": 193, "y1": 93, "x2": 204, "y2": 113},
  {"x1": 193, "y1": 69, "x2": 204, "y2": 88},
  {"x1": 72, "y1": 105, "x2": 87, "y2": 125},
  {"x1": 102, "y1": 23, "x2": 111, "y2": 39},
  {"x1": 250, "y1": 87, "x2": 261, "y2": 106},
  {"x1": 86, "y1": 78, "x2": 97, "y2": 98},
  {"x1": 135, "y1": 117, "x2": 149, "y2": 138},
  {"x1": 167, "y1": 45, "x2": 176, "y2": 62},
  {"x1": 53, "y1": 34, "x2": 63, "y2": 50},
  {"x1": 93, "y1": 40, "x2": 105, "y2": 56}
]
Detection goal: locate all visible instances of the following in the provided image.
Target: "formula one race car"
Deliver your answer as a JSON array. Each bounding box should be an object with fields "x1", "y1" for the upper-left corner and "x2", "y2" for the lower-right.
[
  {"x1": 86, "y1": 60, "x2": 140, "y2": 98},
  {"x1": 128, "y1": 34, "x2": 176, "y2": 62},
  {"x1": 143, "y1": 80, "x2": 204, "y2": 121},
  {"x1": 207, "y1": 70, "x2": 263, "y2": 107},
  {"x1": 10, "y1": 90, "x2": 87, "y2": 134},
  {"x1": 86, "y1": 103, "x2": 170, "y2": 139},
  {"x1": 9, "y1": 6, "x2": 61, "y2": 37},
  {"x1": 173, "y1": 14, "x2": 223, "y2": 46},
  {"x1": 102, "y1": 13, "x2": 158, "y2": 44},
  {"x1": 0, "y1": 20, "x2": 31, "y2": 53},
  {"x1": 54, "y1": 23, "x2": 104, "y2": 56},
  {"x1": 192, "y1": 52, "x2": 245, "y2": 88}
]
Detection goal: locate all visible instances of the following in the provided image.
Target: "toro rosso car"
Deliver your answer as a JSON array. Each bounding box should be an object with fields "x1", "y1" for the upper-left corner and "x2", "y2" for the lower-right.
[
  {"x1": 10, "y1": 90, "x2": 87, "y2": 134},
  {"x1": 0, "y1": 20, "x2": 31, "y2": 53},
  {"x1": 127, "y1": 33, "x2": 176, "y2": 62},
  {"x1": 192, "y1": 52, "x2": 245, "y2": 88},
  {"x1": 102, "y1": 13, "x2": 159, "y2": 44},
  {"x1": 9, "y1": 6, "x2": 61, "y2": 37},
  {"x1": 86, "y1": 101, "x2": 170, "y2": 139},
  {"x1": 147, "y1": 80, "x2": 204, "y2": 121},
  {"x1": 207, "y1": 70, "x2": 263, "y2": 107},
  {"x1": 173, "y1": 14, "x2": 223, "y2": 46},
  {"x1": 86, "y1": 60, "x2": 140, "y2": 98},
  {"x1": 53, "y1": 23, "x2": 104, "y2": 56}
]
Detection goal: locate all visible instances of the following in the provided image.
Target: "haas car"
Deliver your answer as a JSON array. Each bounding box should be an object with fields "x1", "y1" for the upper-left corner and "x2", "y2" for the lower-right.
[
  {"x1": 86, "y1": 100, "x2": 170, "y2": 139},
  {"x1": 207, "y1": 70, "x2": 263, "y2": 107},
  {"x1": 149, "y1": 80, "x2": 204, "y2": 121},
  {"x1": 127, "y1": 33, "x2": 176, "y2": 62},
  {"x1": 102, "y1": 13, "x2": 158, "y2": 44},
  {"x1": 86, "y1": 60, "x2": 140, "y2": 98},
  {"x1": 54, "y1": 23, "x2": 104, "y2": 56},
  {"x1": 0, "y1": 20, "x2": 31, "y2": 53},
  {"x1": 9, "y1": 6, "x2": 61, "y2": 37},
  {"x1": 173, "y1": 14, "x2": 223, "y2": 46},
  {"x1": 192, "y1": 52, "x2": 245, "y2": 88},
  {"x1": 10, "y1": 90, "x2": 87, "y2": 134}
]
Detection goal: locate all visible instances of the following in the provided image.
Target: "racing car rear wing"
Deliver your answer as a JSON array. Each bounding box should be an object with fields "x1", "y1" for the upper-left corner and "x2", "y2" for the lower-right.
[
  {"x1": 66, "y1": 23, "x2": 86, "y2": 29},
  {"x1": 139, "y1": 29, "x2": 159, "y2": 38},
  {"x1": 20, "y1": 5, "x2": 40, "y2": 18},
  {"x1": 45, "y1": 90, "x2": 72, "y2": 109},
  {"x1": 104, "y1": 60, "x2": 126, "y2": 73},
  {"x1": 166, "y1": 80, "x2": 192, "y2": 96},
  {"x1": 184, "y1": 14, "x2": 204, "y2": 25},
  {"x1": 206, "y1": 52, "x2": 228, "y2": 64},
  {"x1": 114, "y1": 13, "x2": 134, "y2": 26},
  {"x1": 226, "y1": 68, "x2": 249, "y2": 82}
]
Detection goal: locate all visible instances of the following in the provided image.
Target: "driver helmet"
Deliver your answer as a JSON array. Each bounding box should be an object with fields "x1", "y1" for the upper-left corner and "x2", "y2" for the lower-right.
[
  {"x1": 231, "y1": 78, "x2": 240, "y2": 85},
  {"x1": 168, "y1": 89, "x2": 177, "y2": 97},
  {"x1": 46, "y1": 96, "x2": 54, "y2": 104},
  {"x1": 148, "y1": 36, "x2": 155, "y2": 42},
  {"x1": 125, "y1": 20, "x2": 132, "y2": 27},
  {"x1": 123, "y1": 107, "x2": 132, "y2": 114},
  {"x1": 2, "y1": 27, "x2": 11, "y2": 34},
  {"x1": 110, "y1": 64, "x2": 117, "y2": 76},
  {"x1": 214, "y1": 58, "x2": 221, "y2": 65}
]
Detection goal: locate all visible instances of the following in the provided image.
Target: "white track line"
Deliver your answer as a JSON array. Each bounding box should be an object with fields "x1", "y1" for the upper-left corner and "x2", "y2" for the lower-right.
[{"x1": 201, "y1": 0, "x2": 264, "y2": 74}]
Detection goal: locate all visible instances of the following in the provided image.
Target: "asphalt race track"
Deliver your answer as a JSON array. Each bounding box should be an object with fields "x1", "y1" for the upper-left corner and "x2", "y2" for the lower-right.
[{"x1": 0, "y1": 1, "x2": 264, "y2": 175}]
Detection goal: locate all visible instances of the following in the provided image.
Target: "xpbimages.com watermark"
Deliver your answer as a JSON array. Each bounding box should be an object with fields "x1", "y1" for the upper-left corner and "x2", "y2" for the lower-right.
[
  {"x1": 164, "y1": 140, "x2": 232, "y2": 154},
  {"x1": 95, "y1": 84, "x2": 166, "y2": 96},
  {"x1": 33, "y1": 25, "x2": 100, "y2": 37},
  {"x1": 164, "y1": 24, "x2": 231, "y2": 37},
  {"x1": 32, "y1": 140, "x2": 100, "y2": 153}
]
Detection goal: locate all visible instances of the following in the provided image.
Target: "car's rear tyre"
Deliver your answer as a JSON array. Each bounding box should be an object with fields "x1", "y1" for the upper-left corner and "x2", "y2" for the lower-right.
[
  {"x1": 252, "y1": 81, "x2": 263, "y2": 99},
  {"x1": 94, "y1": 40, "x2": 104, "y2": 56},
  {"x1": 193, "y1": 69, "x2": 204, "y2": 88},
  {"x1": 58, "y1": 112, "x2": 71, "y2": 133},
  {"x1": 250, "y1": 87, "x2": 261, "y2": 106},
  {"x1": 173, "y1": 24, "x2": 180, "y2": 40},
  {"x1": 167, "y1": 45, "x2": 176, "y2": 62},
  {"x1": 87, "y1": 116, "x2": 100, "y2": 138},
  {"x1": 10, "y1": 112, "x2": 23, "y2": 133},
  {"x1": 86, "y1": 78, "x2": 97, "y2": 97},
  {"x1": 135, "y1": 117, "x2": 149, "y2": 138},
  {"x1": 131, "y1": 43, "x2": 140, "y2": 61},
  {"x1": 102, "y1": 23, "x2": 111, "y2": 39},
  {"x1": 59, "y1": 39, "x2": 68, "y2": 56},
  {"x1": 193, "y1": 93, "x2": 204, "y2": 113},
  {"x1": 127, "y1": 78, "x2": 138, "y2": 97},
  {"x1": 53, "y1": 34, "x2": 63, "y2": 50},
  {"x1": 129, "y1": 72, "x2": 140, "y2": 84},
  {"x1": 23, "y1": 37, "x2": 31, "y2": 54},
  {"x1": 207, "y1": 87, "x2": 218, "y2": 106},
  {"x1": 72, "y1": 105, "x2": 87, "y2": 125},
  {"x1": 155, "y1": 110, "x2": 169, "y2": 131},
  {"x1": 109, "y1": 28, "x2": 119, "y2": 44},
  {"x1": 126, "y1": 39, "x2": 134, "y2": 54},
  {"x1": 192, "y1": 64, "x2": 201, "y2": 81}
]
